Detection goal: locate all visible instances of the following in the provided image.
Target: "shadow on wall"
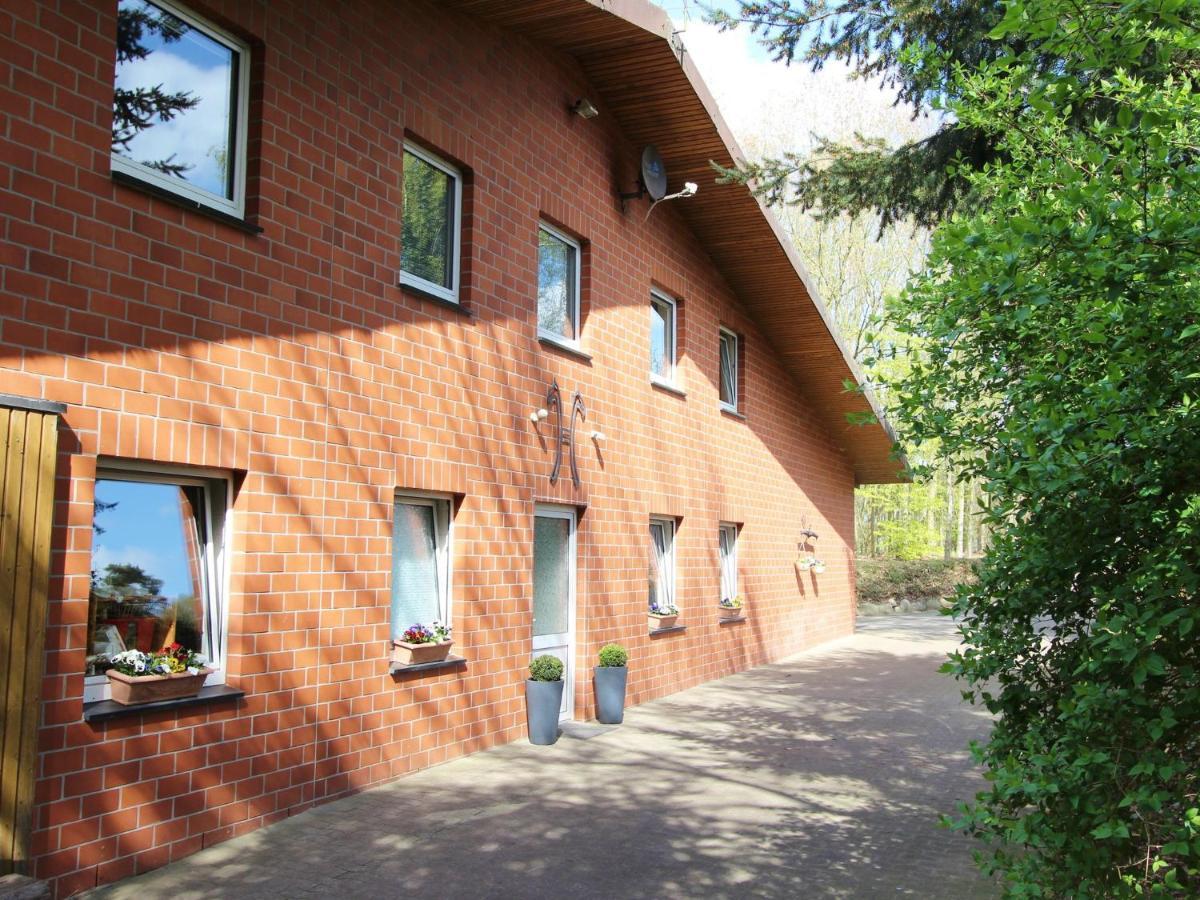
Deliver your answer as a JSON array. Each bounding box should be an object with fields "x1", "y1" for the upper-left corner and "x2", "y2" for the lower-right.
[{"x1": 90, "y1": 637, "x2": 997, "y2": 899}]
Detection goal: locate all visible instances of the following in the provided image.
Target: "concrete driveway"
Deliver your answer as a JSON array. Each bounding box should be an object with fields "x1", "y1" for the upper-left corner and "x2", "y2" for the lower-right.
[{"x1": 88, "y1": 615, "x2": 996, "y2": 899}]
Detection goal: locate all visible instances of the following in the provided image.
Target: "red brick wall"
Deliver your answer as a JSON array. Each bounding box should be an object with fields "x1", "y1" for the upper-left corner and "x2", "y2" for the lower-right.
[{"x1": 1, "y1": 1, "x2": 858, "y2": 893}]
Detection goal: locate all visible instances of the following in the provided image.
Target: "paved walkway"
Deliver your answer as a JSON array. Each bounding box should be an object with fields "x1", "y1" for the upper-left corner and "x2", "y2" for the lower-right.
[{"x1": 88, "y1": 615, "x2": 996, "y2": 899}]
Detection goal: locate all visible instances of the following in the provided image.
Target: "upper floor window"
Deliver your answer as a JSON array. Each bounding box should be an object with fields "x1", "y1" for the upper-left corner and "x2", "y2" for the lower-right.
[
  {"x1": 111, "y1": 0, "x2": 251, "y2": 217},
  {"x1": 537, "y1": 222, "x2": 581, "y2": 347},
  {"x1": 392, "y1": 494, "x2": 452, "y2": 637},
  {"x1": 402, "y1": 144, "x2": 462, "y2": 303},
  {"x1": 719, "y1": 328, "x2": 740, "y2": 412},
  {"x1": 650, "y1": 289, "x2": 677, "y2": 386},
  {"x1": 86, "y1": 463, "x2": 230, "y2": 701}
]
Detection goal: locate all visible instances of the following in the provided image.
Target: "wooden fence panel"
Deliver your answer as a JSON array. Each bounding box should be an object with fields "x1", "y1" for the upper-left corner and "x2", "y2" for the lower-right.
[{"x1": 0, "y1": 404, "x2": 60, "y2": 876}]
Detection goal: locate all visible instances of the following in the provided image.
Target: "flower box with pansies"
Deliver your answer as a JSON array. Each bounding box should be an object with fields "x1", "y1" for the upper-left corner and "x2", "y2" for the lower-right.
[
  {"x1": 797, "y1": 556, "x2": 826, "y2": 574},
  {"x1": 719, "y1": 595, "x2": 745, "y2": 619},
  {"x1": 648, "y1": 603, "x2": 680, "y2": 631},
  {"x1": 103, "y1": 644, "x2": 212, "y2": 706},
  {"x1": 391, "y1": 621, "x2": 453, "y2": 665}
]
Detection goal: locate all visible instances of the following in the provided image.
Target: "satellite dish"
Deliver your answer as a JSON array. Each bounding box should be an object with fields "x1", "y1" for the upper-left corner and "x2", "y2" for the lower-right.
[{"x1": 640, "y1": 145, "x2": 668, "y2": 201}]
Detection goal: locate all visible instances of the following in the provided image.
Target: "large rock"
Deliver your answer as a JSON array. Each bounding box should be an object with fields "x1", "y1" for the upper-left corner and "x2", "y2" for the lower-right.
[{"x1": 0, "y1": 875, "x2": 50, "y2": 900}]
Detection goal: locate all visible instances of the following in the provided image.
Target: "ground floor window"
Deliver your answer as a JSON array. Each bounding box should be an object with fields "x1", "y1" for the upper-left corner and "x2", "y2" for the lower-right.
[
  {"x1": 87, "y1": 464, "x2": 229, "y2": 696},
  {"x1": 719, "y1": 523, "x2": 738, "y2": 602},
  {"x1": 648, "y1": 517, "x2": 676, "y2": 613},
  {"x1": 391, "y1": 493, "x2": 452, "y2": 637}
]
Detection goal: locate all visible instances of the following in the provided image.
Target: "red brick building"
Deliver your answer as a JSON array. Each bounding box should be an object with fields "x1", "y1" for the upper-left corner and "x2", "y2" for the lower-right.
[{"x1": 0, "y1": 0, "x2": 901, "y2": 893}]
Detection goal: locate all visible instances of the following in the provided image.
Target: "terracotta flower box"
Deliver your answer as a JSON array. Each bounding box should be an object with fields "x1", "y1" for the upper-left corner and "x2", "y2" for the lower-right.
[
  {"x1": 106, "y1": 668, "x2": 212, "y2": 706},
  {"x1": 648, "y1": 613, "x2": 678, "y2": 631},
  {"x1": 719, "y1": 605, "x2": 743, "y2": 620},
  {"x1": 391, "y1": 639, "x2": 454, "y2": 666}
]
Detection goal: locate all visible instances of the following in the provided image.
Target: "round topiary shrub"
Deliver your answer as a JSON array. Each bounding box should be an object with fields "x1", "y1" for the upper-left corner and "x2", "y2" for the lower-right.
[
  {"x1": 528, "y1": 654, "x2": 564, "y2": 682},
  {"x1": 597, "y1": 643, "x2": 628, "y2": 667}
]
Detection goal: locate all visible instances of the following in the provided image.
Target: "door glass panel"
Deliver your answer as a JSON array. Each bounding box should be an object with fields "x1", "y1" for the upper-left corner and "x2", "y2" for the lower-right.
[
  {"x1": 391, "y1": 502, "x2": 439, "y2": 636},
  {"x1": 533, "y1": 516, "x2": 569, "y2": 637}
]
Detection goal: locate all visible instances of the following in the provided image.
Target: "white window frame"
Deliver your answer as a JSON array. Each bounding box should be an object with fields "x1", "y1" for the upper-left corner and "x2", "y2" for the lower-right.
[
  {"x1": 84, "y1": 460, "x2": 232, "y2": 704},
  {"x1": 649, "y1": 516, "x2": 677, "y2": 612},
  {"x1": 536, "y1": 221, "x2": 582, "y2": 350},
  {"x1": 110, "y1": 0, "x2": 251, "y2": 218},
  {"x1": 650, "y1": 289, "x2": 678, "y2": 387},
  {"x1": 400, "y1": 142, "x2": 463, "y2": 304},
  {"x1": 719, "y1": 523, "x2": 739, "y2": 604},
  {"x1": 391, "y1": 492, "x2": 453, "y2": 637},
  {"x1": 719, "y1": 328, "x2": 739, "y2": 413}
]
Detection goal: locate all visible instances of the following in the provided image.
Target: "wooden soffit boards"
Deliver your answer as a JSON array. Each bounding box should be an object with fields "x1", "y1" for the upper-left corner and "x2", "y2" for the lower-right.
[{"x1": 444, "y1": 0, "x2": 905, "y2": 484}]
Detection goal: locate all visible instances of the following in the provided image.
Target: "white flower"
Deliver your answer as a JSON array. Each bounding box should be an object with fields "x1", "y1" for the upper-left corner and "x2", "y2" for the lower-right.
[
  {"x1": 186, "y1": 666, "x2": 199, "y2": 675},
  {"x1": 134, "y1": 660, "x2": 146, "y2": 673}
]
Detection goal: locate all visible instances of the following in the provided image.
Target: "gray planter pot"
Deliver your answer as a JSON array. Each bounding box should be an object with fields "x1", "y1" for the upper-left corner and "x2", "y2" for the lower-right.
[
  {"x1": 525, "y1": 679, "x2": 564, "y2": 745},
  {"x1": 593, "y1": 665, "x2": 627, "y2": 724}
]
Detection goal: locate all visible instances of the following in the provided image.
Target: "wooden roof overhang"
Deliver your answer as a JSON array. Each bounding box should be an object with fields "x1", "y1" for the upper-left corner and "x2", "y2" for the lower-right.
[{"x1": 446, "y1": 0, "x2": 905, "y2": 484}]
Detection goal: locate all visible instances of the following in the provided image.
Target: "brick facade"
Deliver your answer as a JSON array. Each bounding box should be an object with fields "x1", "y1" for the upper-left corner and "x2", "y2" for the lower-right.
[{"x1": 1, "y1": 1, "x2": 865, "y2": 894}]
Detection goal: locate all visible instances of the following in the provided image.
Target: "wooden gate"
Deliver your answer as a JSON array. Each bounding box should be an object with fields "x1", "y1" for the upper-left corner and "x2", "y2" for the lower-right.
[{"x1": 0, "y1": 396, "x2": 63, "y2": 876}]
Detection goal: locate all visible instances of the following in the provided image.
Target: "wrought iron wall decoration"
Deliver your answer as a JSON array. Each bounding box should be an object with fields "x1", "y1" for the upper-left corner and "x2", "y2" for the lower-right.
[{"x1": 545, "y1": 380, "x2": 586, "y2": 487}]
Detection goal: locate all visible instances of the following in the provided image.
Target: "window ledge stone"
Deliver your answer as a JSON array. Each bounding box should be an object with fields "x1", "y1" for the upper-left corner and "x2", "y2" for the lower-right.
[
  {"x1": 389, "y1": 655, "x2": 468, "y2": 676},
  {"x1": 650, "y1": 378, "x2": 686, "y2": 399},
  {"x1": 538, "y1": 334, "x2": 592, "y2": 362},
  {"x1": 400, "y1": 283, "x2": 472, "y2": 317},
  {"x1": 720, "y1": 406, "x2": 746, "y2": 421},
  {"x1": 112, "y1": 171, "x2": 262, "y2": 234},
  {"x1": 83, "y1": 684, "x2": 245, "y2": 724},
  {"x1": 718, "y1": 616, "x2": 747, "y2": 625},
  {"x1": 648, "y1": 624, "x2": 688, "y2": 637}
]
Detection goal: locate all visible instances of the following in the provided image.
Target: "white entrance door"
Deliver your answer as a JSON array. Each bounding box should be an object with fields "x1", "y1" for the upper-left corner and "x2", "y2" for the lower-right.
[{"x1": 532, "y1": 505, "x2": 576, "y2": 721}]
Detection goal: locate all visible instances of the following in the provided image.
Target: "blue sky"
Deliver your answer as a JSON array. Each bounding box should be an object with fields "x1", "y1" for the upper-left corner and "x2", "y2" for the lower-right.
[{"x1": 92, "y1": 479, "x2": 195, "y2": 599}]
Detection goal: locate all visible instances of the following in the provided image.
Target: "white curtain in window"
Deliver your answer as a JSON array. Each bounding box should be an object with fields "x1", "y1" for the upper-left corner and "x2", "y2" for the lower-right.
[
  {"x1": 649, "y1": 520, "x2": 673, "y2": 610},
  {"x1": 392, "y1": 502, "x2": 440, "y2": 637},
  {"x1": 719, "y1": 526, "x2": 737, "y2": 602}
]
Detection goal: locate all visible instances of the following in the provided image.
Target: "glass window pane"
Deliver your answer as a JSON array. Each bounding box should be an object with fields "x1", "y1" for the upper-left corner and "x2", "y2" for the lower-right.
[
  {"x1": 392, "y1": 502, "x2": 440, "y2": 637},
  {"x1": 402, "y1": 151, "x2": 455, "y2": 289},
  {"x1": 533, "y1": 516, "x2": 570, "y2": 637},
  {"x1": 88, "y1": 479, "x2": 209, "y2": 674},
  {"x1": 651, "y1": 299, "x2": 671, "y2": 377},
  {"x1": 538, "y1": 229, "x2": 576, "y2": 340},
  {"x1": 113, "y1": 0, "x2": 238, "y2": 199},
  {"x1": 720, "y1": 333, "x2": 737, "y2": 406},
  {"x1": 719, "y1": 527, "x2": 736, "y2": 601},
  {"x1": 649, "y1": 521, "x2": 673, "y2": 610}
]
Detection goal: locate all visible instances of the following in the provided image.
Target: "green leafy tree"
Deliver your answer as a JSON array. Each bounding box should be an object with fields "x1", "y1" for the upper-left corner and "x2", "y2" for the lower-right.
[
  {"x1": 707, "y1": 0, "x2": 1200, "y2": 228},
  {"x1": 879, "y1": 0, "x2": 1200, "y2": 893}
]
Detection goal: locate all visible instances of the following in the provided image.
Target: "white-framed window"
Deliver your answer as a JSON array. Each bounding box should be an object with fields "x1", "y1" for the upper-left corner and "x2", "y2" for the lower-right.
[
  {"x1": 537, "y1": 221, "x2": 582, "y2": 347},
  {"x1": 648, "y1": 516, "x2": 676, "y2": 613},
  {"x1": 650, "y1": 289, "x2": 677, "y2": 385},
  {"x1": 719, "y1": 523, "x2": 739, "y2": 603},
  {"x1": 719, "y1": 328, "x2": 739, "y2": 412},
  {"x1": 391, "y1": 493, "x2": 452, "y2": 638},
  {"x1": 110, "y1": 0, "x2": 251, "y2": 218},
  {"x1": 85, "y1": 462, "x2": 231, "y2": 702},
  {"x1": 401, "y1": 143, "x2": 463, "y2": 303}
]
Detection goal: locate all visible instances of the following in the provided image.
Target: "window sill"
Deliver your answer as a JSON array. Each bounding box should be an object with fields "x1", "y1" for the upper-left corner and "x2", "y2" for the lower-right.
[
  {"x1": 538, "y1": 334, "x2": 592, "y2": 362},
  {"x1": 111, "y1": 171, "x2": 262, "y2": 235},
  {"x1": 718, "y1": 616, "x2": 747, "y2": 625},
  {"x1": 650, "y1": 378, "x2": 686, "y2": 399},
  {"x1": 648, "y1": 624, "x2": 688, "y2": 637},
  {"x1": 720, "y1": 406, "x2": 746, "y2": 421},
  {"x1": 83, "y1": 684, "x2": 245, "y2": 724},
  {"x1": 389, "y1": 655, "x2": 468, "y2": 676},
  {"x1": 400, "y1": 283, "x2": 472, "y2": 317}
]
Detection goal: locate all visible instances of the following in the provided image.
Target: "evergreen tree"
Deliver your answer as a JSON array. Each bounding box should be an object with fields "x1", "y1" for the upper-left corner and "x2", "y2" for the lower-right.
[{"x1": 112, "y1": 1, "x2": 199, "y2": 177}]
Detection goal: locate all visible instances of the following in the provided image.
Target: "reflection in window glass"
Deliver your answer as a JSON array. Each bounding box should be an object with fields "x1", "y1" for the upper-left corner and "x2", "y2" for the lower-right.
[
  {"x1": 402, "y1": 149, "x2": 457, "y2": 291},
  {"x1": 88, "y1": 475, "x2": 225, "y2": 675},
  {"x1": 719, "y1": 330, "x2": 739, "y2": 409},
  {"x1": 651, "y1": 293, "x2": 675, "y2": 379},
  {"x1": 112, "y1": 0, "x2": 241, "y2": 201},
  {"x1": 538, "y1": 227, "x2": 578, "y2": 341}
]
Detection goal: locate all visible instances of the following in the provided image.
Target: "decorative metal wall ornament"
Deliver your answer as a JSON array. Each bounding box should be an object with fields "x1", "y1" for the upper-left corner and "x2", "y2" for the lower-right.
[{"x1": 545, "y1": 380, "x2": 587, "y2": 487}]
